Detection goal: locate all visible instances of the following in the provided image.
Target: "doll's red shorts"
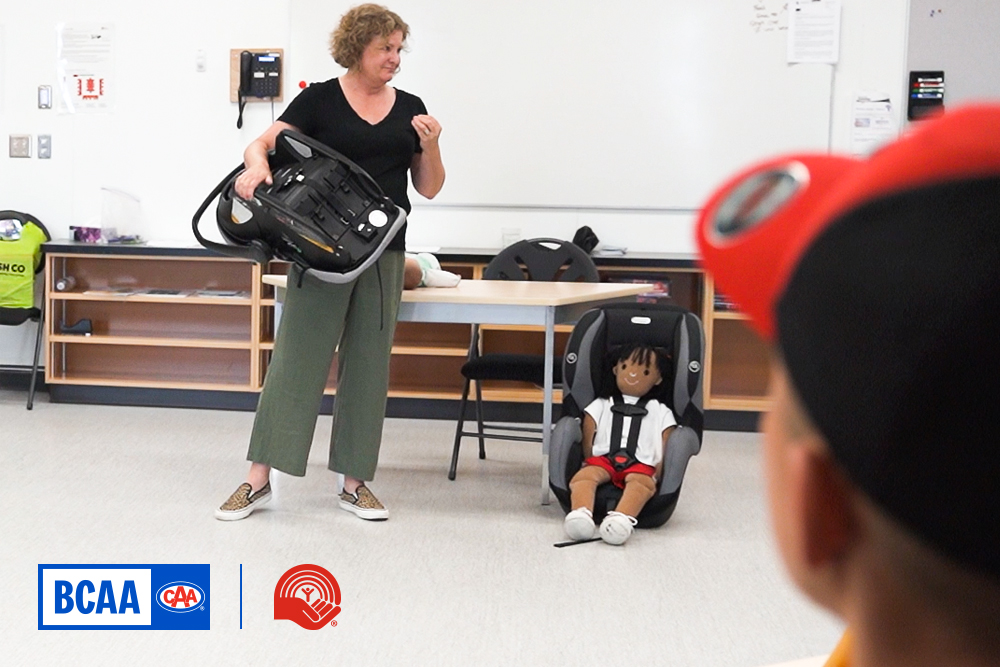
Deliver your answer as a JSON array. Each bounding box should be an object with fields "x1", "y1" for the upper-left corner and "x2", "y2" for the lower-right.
[{"x1": 584, "y1": 455, "x2": 656, "y2": 489}]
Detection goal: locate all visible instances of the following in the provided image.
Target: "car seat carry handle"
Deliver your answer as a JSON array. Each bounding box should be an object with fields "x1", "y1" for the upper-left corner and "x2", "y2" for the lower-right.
[{"x1": 192, "y1": 163, "x2": 272, "y2": 265}]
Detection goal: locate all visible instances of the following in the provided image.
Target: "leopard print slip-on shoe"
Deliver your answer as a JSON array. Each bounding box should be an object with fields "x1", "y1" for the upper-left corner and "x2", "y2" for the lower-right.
[
  {"x1": 215, "y1": 482, "x2": 272, "y2": 521},
  {"x1": 338, "y1": 485, "x2": 388, "y2": 521}
]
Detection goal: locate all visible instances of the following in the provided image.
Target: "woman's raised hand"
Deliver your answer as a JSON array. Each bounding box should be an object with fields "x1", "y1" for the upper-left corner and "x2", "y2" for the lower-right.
[{"x1": 411, "y1": 114, "x2": 442, "y2": 147}]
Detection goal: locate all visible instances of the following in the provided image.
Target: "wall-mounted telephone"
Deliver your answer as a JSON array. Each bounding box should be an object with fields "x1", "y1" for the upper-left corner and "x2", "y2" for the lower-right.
[
  {"x1": 241, "y1": 51, "x2": 282, "y2": 98},
  {"x1": 236, "y1": 50, "x2": 282, "y2": 129}
]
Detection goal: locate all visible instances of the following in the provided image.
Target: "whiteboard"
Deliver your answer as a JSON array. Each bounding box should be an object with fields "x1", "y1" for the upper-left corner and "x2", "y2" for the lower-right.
[
  {"x1": 289, "y1": 0, "x2": 833, "y2": 210},
  {"x1": 908, "y1": 0, "x2": 1000, "y2": 108}
]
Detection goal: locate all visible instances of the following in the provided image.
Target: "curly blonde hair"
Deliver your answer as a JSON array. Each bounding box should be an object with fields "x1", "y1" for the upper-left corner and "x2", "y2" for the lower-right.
[{"x1": 329, "y1": 4, "x2": 409, "y2": 70}]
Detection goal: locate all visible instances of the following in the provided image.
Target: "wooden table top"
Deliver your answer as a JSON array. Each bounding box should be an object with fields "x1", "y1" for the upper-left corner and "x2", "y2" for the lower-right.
[{"x1": 263, "y1": 274, "x2": 655, "y2": 307}]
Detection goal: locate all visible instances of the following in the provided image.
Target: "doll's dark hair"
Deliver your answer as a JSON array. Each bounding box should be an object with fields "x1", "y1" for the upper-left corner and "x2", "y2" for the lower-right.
[{"x1": 597, "y1": 343, "x2": 673, "y2": 400}]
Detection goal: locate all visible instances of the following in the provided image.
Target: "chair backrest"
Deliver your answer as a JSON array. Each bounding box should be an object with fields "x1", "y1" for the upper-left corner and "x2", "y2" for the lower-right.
[
  {"x1": 0, "y1": 211, "x2": 50, "y2": 310},
  {"x1": 560, "y1": 302, "x2": 705, "y2": 438},
  {"x1": 484, "y1": 237, "x2": 600, "y2": 282}
]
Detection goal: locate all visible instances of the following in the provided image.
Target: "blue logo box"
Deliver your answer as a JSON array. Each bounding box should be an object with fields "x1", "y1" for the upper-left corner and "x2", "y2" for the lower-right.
[{"x1": 38, "y1": 564, "x2": 210, "y2": 630}]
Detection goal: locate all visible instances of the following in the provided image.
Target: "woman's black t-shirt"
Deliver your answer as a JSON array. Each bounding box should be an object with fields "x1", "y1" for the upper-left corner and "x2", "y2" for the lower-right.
[{"x1": 278, "y1": 78, "x2": 426, "y2": 251}]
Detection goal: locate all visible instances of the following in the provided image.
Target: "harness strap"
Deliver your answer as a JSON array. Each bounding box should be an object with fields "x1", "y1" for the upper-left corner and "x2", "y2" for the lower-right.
[{"x1": 608, "y1": 394, "x2": 649, "y2": 469}]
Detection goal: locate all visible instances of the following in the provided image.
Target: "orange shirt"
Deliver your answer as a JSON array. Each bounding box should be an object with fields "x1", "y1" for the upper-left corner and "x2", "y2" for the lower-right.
[{"x1": 823, "y1": 630, "x2": 852, "y2": 667}]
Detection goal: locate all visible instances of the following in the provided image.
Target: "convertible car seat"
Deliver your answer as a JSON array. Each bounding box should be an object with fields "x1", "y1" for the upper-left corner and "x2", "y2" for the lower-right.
[{"x1": 548, "y1": 302, "x2": 705, "y2": 528}]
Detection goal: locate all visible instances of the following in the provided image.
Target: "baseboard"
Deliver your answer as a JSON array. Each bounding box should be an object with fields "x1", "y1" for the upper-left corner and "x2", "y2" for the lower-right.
[
  {"x1": 704, "y1": 410, "x2": 761, "y2": 432},
  {"x1": 48, "y1": 384, "x2": 261, "y2": 411},
  {"x1": 381, "y1": 398, "x2": 563, "y2": 423},
  {"x1": 0, "y1": 365, "x2": 45, "y2": 392}
]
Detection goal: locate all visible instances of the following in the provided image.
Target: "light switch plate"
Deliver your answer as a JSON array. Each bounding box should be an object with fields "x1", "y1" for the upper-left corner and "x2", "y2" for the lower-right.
[
  {"x1": 38, "y1": 85, "x2": 53, "y2": 109},
  {"x1": 9, "y1": 135, "x2": 31, "y2": 158},
  {"x1": 38, "y1": 135, "x2": 52, "y2": 159}
]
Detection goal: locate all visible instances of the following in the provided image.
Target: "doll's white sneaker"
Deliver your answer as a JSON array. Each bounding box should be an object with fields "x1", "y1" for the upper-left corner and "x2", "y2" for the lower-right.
[
  {"x1": 414, "y1": 252, "x2": 442, "y2": 271},
  {"x1": 599, "y1": 511, "x2": 638, "y2": 545},
  {"x1": 422, "y1": 268, "x2": 461, "y2": 287},
  {"x1": 411, "y1": 252, "x2": 461, "y2": 287},
  {"x1": 564, "y1": 507, "x2": 597, "y2": 541}
]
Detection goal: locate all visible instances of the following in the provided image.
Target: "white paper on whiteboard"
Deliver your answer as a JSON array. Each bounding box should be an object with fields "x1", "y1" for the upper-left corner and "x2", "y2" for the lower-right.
[
  {"x1": 850, "y1": 92, "x2": 898, "y2": 156},
  {"x1": 788, "y1": 0, "x2": 842, "y2": 64}
]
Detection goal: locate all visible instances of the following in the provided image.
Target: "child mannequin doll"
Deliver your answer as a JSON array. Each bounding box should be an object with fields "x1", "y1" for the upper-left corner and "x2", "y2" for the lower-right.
[{"x1": 564, "y1": 344, "x2": 676, "y2": 545}]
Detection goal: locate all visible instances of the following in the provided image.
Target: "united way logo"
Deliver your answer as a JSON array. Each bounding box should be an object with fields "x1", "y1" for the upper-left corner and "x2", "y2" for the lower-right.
[
  {"x1": 274, "y1": 564, "x2": 341, "y2": 629},
  {"x1": 38, "y1": 564, "x2": 210, "y2": 630}
]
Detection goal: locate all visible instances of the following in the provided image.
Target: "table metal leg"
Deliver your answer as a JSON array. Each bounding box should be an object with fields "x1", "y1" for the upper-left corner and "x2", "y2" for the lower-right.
[{"x1": 541, "y1": 307, "x2": 555, "y2": 505}]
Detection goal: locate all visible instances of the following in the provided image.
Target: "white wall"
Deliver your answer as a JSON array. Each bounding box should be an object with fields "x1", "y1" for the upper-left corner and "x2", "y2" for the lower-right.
[
  {"x1": 0, "y1": 0, "x2": 910, "y2": 365},
  {"x1": 0, "y1": 0, "x2": 291, "y2": 239}
]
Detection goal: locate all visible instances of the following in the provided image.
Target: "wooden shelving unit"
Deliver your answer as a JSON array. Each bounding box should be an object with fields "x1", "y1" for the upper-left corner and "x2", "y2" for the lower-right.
[
  {"x1": 45, "y1": 249, "x2": 263, "y2": 392},
  {"x1": 702, "y1": 274, "x2": 771, "y2": 412},
  {"x1": 43, "y1": 244, "x2": 770, "y2": 420}
]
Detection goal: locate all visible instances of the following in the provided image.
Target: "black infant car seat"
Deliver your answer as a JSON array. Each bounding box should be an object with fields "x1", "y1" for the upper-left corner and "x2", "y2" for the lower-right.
[
  {"x1": 193, "y1": 130, "x2": 405, "y2": 283},
  {"x1": 548, "y1": 302, "x2": 705, "y2": 528}
]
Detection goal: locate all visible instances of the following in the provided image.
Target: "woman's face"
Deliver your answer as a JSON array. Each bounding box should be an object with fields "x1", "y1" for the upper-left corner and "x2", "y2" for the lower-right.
[{"x1": 357, "y1": 30, "x2": 404, "y2": 84}]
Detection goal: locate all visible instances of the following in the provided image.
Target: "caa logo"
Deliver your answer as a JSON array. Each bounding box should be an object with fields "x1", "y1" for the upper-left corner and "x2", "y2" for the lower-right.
[
  {"x1": 156, "y1": 582, "x2": 206, "y2": 613},
  {"x1": 39, "y1": 564, "x2": 210, "y2": 630}
]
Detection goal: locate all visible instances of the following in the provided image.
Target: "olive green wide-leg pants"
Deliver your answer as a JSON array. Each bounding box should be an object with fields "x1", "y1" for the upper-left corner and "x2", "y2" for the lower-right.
[{"x1": 247, "y1": 251, "x2": 405, "y2": 480}]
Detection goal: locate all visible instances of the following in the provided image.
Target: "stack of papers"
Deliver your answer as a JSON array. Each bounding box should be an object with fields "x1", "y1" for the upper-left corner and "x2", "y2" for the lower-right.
[
  {"x1": 194, "y1": 289, "x2": 248, "y2": 298},
  {"x1": 78, "y1": 288, "x2": 249, "y2": 298},
  {"x1": 593, "y1": 245, "x2": 627, "y2": 257}
]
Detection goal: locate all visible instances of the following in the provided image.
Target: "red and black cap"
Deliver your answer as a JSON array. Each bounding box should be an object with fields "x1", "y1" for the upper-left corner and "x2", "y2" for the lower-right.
[{"x1": 696, "y1": 105, "x2": 1000, "y2": 579}]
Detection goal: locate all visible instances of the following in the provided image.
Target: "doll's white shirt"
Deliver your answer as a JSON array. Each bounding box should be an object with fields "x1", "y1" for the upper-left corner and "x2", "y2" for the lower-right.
[{"x1": 585, "y1": 395, "x2": 677, "y2": 468}]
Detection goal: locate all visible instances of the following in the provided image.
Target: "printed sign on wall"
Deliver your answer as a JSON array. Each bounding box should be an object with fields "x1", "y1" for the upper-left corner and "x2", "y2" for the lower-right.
[{"x1": 56, "y1": 23, "x2": 115, "y2": 113}]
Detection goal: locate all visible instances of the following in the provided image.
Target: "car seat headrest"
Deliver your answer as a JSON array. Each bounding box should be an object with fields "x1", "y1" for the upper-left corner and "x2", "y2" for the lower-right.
[
  {"x1": 564, "y1": 305, "x2": 689, "y2": 414},
  {"x1": 603, "y1": 307, "x2": 685, "y2": 348}
]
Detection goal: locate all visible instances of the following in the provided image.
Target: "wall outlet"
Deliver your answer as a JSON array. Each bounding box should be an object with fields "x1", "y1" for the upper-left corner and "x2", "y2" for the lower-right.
[
  {"x1": 38, "y1": 135, "x2": 52, "y2": 159},
  {"x1": 9, "y1": 135, "x2": 31, "y2": 158}
]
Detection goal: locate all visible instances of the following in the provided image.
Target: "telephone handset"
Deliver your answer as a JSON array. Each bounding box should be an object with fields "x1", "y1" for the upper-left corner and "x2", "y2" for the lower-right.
[{"x1": 237, "y1": 51, "x2": 282, "y2": 129}]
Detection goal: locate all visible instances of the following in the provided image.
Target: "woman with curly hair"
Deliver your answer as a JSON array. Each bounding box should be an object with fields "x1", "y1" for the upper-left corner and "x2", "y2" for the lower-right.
[{"x1": 216, "y1": 4, "x2": 445, "y2": 523}]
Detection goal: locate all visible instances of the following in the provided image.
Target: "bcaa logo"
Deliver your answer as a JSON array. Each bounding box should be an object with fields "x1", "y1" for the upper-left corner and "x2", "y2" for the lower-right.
[
  {"x1": 156, "y1": 582, "x2": 205, "y2": 613},
  {"x1": 39, "y1": 567, "x2": 153, "y2": 628},
  {"x1": 274, "y1": 564, "x2": 341, "y2": 630}
]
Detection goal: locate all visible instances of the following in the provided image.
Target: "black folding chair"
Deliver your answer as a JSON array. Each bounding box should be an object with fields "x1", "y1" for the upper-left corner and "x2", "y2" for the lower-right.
[
  {"x1": 449, "y1": 238, "x2": 600, "y2": 479},
  {"x1": 0, "y1": 210, "x2": 51, "y2": 409}
]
